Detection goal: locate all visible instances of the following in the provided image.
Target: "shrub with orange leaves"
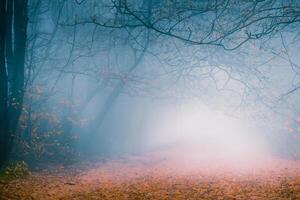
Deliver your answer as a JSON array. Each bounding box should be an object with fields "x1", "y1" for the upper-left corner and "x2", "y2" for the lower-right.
[{"x1": 11, "y1": 86, "x2": 83, "y2": 166}]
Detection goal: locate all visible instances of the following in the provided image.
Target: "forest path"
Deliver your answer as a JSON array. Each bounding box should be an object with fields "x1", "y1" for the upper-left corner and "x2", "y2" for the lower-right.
[{"x1": 1, "y1": 150, "x2": 300, "y2": 199}]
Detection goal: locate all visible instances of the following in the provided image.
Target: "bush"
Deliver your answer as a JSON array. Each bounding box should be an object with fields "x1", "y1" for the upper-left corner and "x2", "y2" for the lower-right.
[{"x1": 0, "y1": 161, "x2": 30, "y2": 181}]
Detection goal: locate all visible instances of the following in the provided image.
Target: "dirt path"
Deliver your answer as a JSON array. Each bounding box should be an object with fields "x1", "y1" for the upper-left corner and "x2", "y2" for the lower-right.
[{"x1": 1, "y1": 151, "x2": 300, "y2": 199}]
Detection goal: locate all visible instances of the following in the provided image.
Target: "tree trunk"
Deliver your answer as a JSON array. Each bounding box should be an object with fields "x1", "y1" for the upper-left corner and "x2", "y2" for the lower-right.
[
  {"x1": 0, "y1": 0, "x2": 28, "y2": 167},
  {"x1": 0, "y1": 0, "x2": 9, "y2": 166},
  {"x1": 8, "y1": 0, "x2": 28, "y2": 140},
  {"x1": 5, "y1": 0, "x2": 13, "y2": 82}
]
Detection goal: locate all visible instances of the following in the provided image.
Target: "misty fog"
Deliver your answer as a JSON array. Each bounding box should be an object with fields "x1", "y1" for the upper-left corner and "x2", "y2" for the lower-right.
[
  {"x1": 1, "y1": 1, "x2": 300, "y2": 199},
  {"x1": 11, "y1": 0, "x2": 300, "y2": 163}
]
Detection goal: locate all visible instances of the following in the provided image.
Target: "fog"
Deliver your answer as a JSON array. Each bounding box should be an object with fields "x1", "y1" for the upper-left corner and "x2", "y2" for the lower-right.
[
  {"x1": 4, "y1": 2, "x2": 300, "y2": 199},
  {"x1": 31, "y1": 29, "x2": 299, "y2": 166},
  {"x1": 1, "y1": 0, "x2": 300, "y2": 170},
  {"x1": 145, "y1": 100, "x2": 268, "y2": 156}
]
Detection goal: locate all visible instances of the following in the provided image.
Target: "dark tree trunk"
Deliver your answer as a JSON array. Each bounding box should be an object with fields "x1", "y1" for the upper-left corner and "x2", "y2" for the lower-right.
[
  {"x1": 0, "y1": 0, "x2": 28, "y2": 167},
  {"x1": 8, "y1": 0, "x2": 28, "y2": 139},
  {"x1": 5, "y1": 0, "x2": 13, "y2": 82},
  {"x1": 0, "y1": 0, "x2": 9, "y2": 166}
]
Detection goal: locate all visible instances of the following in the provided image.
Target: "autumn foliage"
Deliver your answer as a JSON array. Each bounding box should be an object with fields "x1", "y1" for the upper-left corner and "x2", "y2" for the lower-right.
[{"x1": 1, "y1": 151, "x2": 300, "y2": 199}]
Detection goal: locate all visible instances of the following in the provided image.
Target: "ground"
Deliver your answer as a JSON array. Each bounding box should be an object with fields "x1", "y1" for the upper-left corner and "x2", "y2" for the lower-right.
[{"x1": 1, "y1": 149, "x2": 300, "y2": 200}]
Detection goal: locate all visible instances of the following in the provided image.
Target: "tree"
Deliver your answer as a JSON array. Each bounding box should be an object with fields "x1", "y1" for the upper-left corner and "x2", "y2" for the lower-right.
[
  {"x1": 0, "y1": 0, "x2": 8, "y2": 166},
  {"x1": 0, "y1": 0, "x2": 28, "y2": 166},
  {"x1": 66, "y1": 1, "x2": 298, "y2": 127}
]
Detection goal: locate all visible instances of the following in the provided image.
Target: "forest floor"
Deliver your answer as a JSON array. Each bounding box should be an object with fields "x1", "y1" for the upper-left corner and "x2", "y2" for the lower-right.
[{"x1": 1, "y1": 148, "x2": 300, "y2": 200}]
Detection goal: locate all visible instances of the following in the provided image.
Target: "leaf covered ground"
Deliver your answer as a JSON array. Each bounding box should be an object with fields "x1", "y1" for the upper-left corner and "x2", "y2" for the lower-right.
[{"x1": 1, "y1": 150, "x2": 300, "y2": 200}]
